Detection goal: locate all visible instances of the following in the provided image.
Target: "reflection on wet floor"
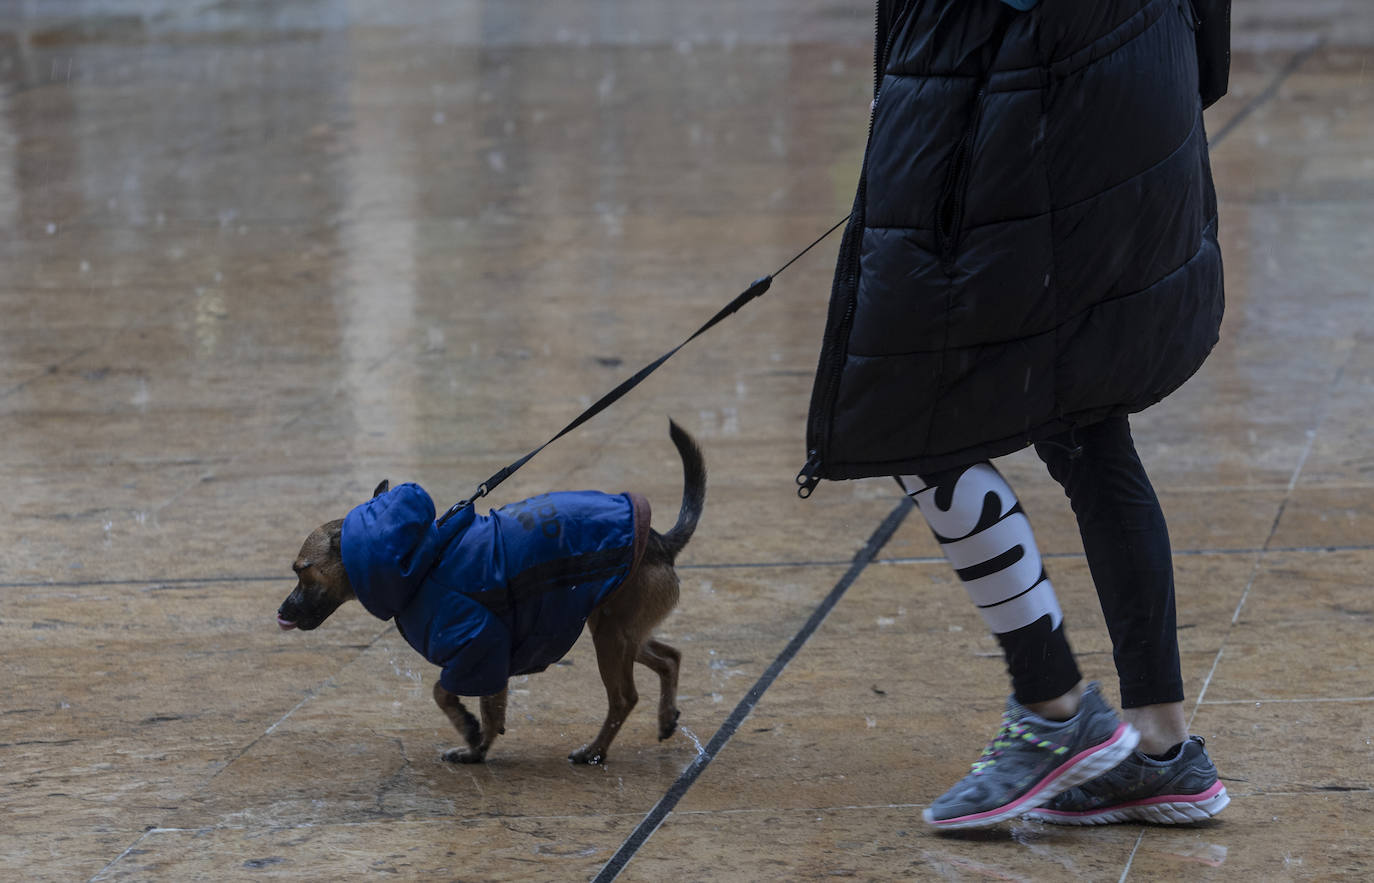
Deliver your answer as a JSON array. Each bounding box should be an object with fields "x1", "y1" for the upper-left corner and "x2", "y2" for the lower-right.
[{"x1": 1, "y1": 1, "x2": 1372, "y2": 879}]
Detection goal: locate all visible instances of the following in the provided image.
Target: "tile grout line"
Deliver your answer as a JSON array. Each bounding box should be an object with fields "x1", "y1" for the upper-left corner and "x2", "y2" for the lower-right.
[
  {"x1": 88, "y1": 830, "x2": 155, "y2": 883},
  {"x1": 197, "y1": 623, "x2": 397, "y2": 789},
  {"x1": 87, "y1": 623, "x2": 396, "y2": 879},
  {"x1": 1190, "y1": 344, "x2": 1358, "y2": 728},
  {"x1": 1118, "y1": 831, "x2": 1146, "y2": 883},
  {"x1": 1117, "y1": 27, "x2": 1367, "y2": 867},
  {"x1": 93, "y1": 800, "x2": 940, "y2": 839},
  {"x1": 589, "y1": 497, "x2": 915, "y2": 883},
  {"x1": 1203, "y1": 695, "x2": 1374, "y2": 705},
  {"x1": 1184, "y1": 38, "x2": 1335, "y2": 740},
  {"x1": 1207, "y1": 38, "x2": 1324, "y2": 149},
  {"x1": 1194, "y1": 426, "x2": 1318, "y2": 723},
  {"x1": 1220, "y1": 338, "x2": 1354, "y2": 633},
  {"x1": 1189, "y1": 646, "x2": 1226, "y2": 729},
  {"x1": 9, "y1": 342, "x2": 423, "y2": 584},
  {"x1": 0, "y1": 345, "x2": 99, "y2": 402},
  {"x1": 150, "y1": 344, "x2": 419, "y2": 523},
  {"x1": 9, "y1": 540, "x2": 1374, "y2": 592},
  {"x1": 1198, "y1": 419, "x2": 1322, "y2": 711}
]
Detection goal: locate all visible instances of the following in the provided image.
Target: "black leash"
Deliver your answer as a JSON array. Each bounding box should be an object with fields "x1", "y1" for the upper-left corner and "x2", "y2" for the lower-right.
[{"x1": 437, "y1": 214, "x2": 850, "y2": 526}]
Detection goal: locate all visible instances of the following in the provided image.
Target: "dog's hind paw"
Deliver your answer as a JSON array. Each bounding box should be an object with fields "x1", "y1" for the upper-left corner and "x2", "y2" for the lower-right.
[
  {"x1": 442, "y1": 746, "x2": 486, "y2": 764},
  {"x1": 658, "y1": 709, "x2": 680, "y2": 741},
  {"x1": 568, "y1": 745, "x2": 605, "y2": 765}
]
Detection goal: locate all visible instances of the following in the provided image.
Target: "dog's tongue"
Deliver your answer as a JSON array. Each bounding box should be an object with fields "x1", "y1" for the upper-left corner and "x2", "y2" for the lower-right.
[{"x1": 276, "y1": 615, "x2": 298, "y2": 631}]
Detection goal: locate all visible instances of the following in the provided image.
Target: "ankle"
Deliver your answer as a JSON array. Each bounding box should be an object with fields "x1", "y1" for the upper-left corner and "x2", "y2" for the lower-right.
[
  {"x1": 1024, "y1": 680, "x2": 1086, "y2": 722},
  {"x1": 1122, "y1": 702, "x2": 1187, "y2": 754},
  {"x1": 1139, "y1": 735, "x2": 1186, "y2": 756},
  {"x1": 1143, "y1": 741, "x2": 1185, "y2": 762}
]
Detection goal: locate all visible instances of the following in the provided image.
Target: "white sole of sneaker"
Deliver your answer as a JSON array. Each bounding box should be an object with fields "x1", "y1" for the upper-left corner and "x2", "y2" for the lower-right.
[
  {"x1": 923, "y1": 721, "x2": 1141, "y2": 830},
  {"x1": 1026, "y1": 781, "x2": 1230, "y2": 826}
]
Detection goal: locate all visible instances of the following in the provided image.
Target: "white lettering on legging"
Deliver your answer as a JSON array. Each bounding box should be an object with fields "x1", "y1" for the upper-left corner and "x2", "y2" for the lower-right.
[
  {"x1": 905, "y1": 464, "x2": 1013, "y2": 542},
  {"x1": 906, "y1": 465, "x2": 1063, "y2": 633}
]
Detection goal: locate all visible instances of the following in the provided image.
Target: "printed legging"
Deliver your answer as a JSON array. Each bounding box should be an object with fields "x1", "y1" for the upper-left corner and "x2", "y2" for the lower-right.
[{"x1": 899, "y1": 415, "x2": 1184, "y2": 708}]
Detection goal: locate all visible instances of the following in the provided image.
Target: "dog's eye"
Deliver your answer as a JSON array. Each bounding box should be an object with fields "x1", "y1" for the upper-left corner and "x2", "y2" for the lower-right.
[{"x1": 292, "y1": 560, "x2": 310, "y2": 575}]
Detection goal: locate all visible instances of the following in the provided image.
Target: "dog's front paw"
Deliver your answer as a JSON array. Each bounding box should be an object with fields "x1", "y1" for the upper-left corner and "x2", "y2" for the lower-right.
[
  {"x1": 568, "y1": 745, "x2": 605, "y2": 765},
  {"x1": 442, "y1": 746, "x2": 487, "y2": 764},
  {"x1": 658, "y1": 708, "x2": 680, "y2": 741}
]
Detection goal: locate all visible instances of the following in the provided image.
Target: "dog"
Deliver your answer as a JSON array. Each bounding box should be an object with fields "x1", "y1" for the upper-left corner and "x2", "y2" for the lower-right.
[{"x1": 276, "y1": 419, "x2": 704, "y2": 765}]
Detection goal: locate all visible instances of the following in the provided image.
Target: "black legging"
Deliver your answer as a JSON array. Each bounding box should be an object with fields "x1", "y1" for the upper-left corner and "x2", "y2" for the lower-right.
[{"x1": 910, "y1": 415, "x2": 1184, "y2": 708}]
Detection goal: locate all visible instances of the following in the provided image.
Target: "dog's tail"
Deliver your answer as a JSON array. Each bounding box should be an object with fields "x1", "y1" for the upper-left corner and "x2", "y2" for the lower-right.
[{"x1": 658, "y1": 418, "x2": 706, "y2": 563}]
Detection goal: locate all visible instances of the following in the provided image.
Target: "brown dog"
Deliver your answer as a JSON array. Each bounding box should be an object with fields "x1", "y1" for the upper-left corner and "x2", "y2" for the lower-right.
[{"x1": 277, "y1": 420, "x2": 705, "y2": 765}]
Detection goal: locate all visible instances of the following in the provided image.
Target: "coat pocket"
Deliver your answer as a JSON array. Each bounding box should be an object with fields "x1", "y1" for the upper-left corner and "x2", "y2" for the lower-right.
[
  {"x1": 934, "y1": 94, "x2": 985, "y2": 273},
  {"x1": 933, "y1": 12, "x2": 1015, "y2": 272}
]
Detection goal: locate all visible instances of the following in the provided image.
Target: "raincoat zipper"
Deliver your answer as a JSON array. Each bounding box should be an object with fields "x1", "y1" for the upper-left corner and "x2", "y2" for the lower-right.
[
  {"x1": 798, "y1": 0, "x2": 908, "y2": 498},
  {"x1": 800, "y1": 5, "x2": 1014, "y2": 495}
]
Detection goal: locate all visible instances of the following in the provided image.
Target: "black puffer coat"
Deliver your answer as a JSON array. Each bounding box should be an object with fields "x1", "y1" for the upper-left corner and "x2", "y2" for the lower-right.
[{"x1": 801, "y1": 0, "x2": 1224, "y2": 488}]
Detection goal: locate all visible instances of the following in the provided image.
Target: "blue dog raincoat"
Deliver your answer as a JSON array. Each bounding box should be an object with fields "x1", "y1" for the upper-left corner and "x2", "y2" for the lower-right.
[{"x1": 341, "y1": 483, "x2": 650, "y2": 696}]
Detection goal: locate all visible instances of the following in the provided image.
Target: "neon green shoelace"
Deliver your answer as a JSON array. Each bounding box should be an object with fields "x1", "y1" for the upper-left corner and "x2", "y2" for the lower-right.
[{"x1": 970, "y1": 714, "x2": 1068, "y2": 774}]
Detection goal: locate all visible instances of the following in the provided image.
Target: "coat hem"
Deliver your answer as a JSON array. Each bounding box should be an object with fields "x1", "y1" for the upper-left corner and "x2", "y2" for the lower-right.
[{"x1": 815, "y1": 402, "x2": 1152, "y2": 481}]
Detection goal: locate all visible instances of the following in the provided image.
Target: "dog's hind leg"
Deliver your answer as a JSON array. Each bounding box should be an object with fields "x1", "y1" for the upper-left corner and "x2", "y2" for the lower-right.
[
  {"x1": 478, "y1": 690, "x2": 508, "y2": 749},
  {"x1": 636, "y1": 638, "x2": 681, "y2": 740},
  {"x1": 570, "y1": 612, "x2": 638, "y2": 765}
]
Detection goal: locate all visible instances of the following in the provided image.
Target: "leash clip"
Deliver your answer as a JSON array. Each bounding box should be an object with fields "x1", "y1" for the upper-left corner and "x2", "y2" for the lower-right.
[{"x1": 438, "y1": 483, "x2": 488, "y2": 527}]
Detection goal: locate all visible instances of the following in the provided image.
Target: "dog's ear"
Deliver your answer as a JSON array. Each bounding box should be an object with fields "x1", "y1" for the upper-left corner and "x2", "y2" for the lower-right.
[
  {"x1": 372, "y1": 479, "x2": 390, "y2": 498},
  {"x1": 328, "y1": 524, "x2": 342, "y2": 556}
]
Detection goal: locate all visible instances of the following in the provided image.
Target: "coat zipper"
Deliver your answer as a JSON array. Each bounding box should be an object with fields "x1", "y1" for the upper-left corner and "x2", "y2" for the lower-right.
[
  {"x1": 802, "y1": 6, "x2": 1014, "y2": 493},
  {"x1": 798, "y1": 0, "x2": 907, "y2": 498}
]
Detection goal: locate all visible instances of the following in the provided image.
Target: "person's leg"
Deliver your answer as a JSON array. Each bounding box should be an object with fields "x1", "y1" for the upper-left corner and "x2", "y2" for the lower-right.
[
  {"x1": 1126, "y1": 703, "x2": 1188, "y2": 758},
  {"x1": 899, "y1": 463, "x2": 1080, "y2": 708},
  {"x1": 1029, "y1": 416, "x2": 1228, "y2": 824},
  {"x1": 1033, "y1": 416, "x2": 1186, "y2": 754},
  {"x1": 898, "y1": 463, "x2": 1137, "y2": 829}
]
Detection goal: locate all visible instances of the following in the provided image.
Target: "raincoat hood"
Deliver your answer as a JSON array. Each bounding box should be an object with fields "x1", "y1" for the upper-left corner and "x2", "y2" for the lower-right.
[{"x1": 341, "y1": 483, "x2": 475, "y2": 622}]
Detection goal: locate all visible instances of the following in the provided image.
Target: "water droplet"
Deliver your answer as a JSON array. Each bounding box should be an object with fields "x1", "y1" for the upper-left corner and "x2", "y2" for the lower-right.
[{"x1": 679, "y1": 725, "x2": 705, "y2": 755}]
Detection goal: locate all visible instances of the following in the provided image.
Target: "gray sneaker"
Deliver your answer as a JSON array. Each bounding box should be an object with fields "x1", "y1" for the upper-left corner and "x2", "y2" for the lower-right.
[
  {"x1": 1026, "y1": 735, "x2": 1229, "y2": 825},
  {"x1": 923, "y1": 682, "x2": 1140, "y2": 830}
]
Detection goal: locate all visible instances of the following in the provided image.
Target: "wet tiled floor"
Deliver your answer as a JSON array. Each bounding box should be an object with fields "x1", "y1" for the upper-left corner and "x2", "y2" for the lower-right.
[{"x1": 1, "y1": 1, "x2": 1371, "y2": 880}]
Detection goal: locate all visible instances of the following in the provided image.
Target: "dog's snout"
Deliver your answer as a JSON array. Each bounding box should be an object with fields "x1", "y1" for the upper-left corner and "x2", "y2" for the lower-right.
[
  {"x1": 275, "y1": 581, "x2": 343, "y2": 631},
  {"x1": 277, "y1": 586, "x2": 304, "y2": 630}
]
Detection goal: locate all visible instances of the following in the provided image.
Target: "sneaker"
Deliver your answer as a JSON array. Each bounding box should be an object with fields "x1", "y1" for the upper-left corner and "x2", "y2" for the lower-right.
[
  {"x1": 923, "y1": 682, "x2": 1140, "y2": 830},
  {"x1": 1026, "y1": 735, "x2": 1229, "y2": 825}
]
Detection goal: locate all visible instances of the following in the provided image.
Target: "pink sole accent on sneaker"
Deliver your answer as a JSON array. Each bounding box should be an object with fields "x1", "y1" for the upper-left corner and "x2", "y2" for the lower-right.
[
  {"x1": 1115, "y1": 779, "x2": 1227, "y2": 809},
  {"x1": 925, "y1": 721, "x2": 1139, "y2": 829},
  {"x1": 1033, "y1": 780, "x2": 1228, "y2": 823}
]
